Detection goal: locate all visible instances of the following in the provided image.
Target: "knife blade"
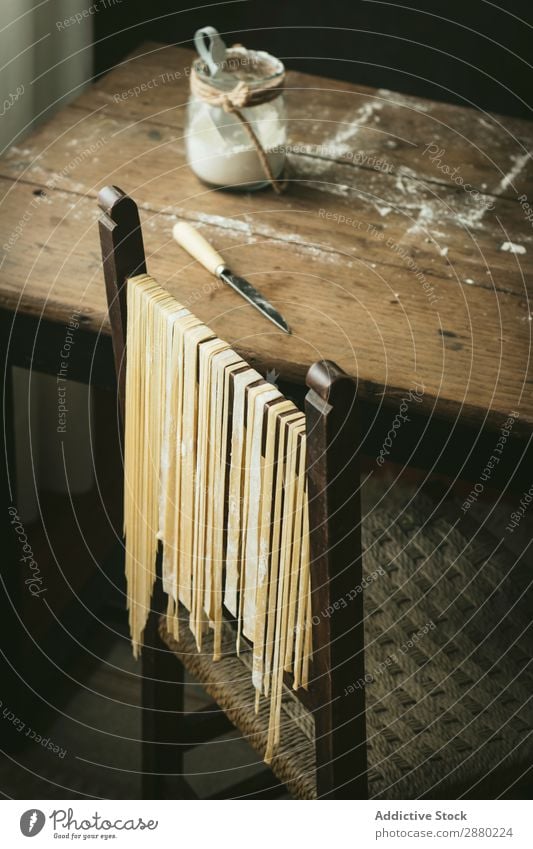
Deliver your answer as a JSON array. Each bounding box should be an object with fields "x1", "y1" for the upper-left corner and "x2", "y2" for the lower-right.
[
  {"x1": 172, "y1": 221, "x2": 291, "y2": 334},
  {"x1": 218, "y1": 269, "x2": 290, "y2": 334}
]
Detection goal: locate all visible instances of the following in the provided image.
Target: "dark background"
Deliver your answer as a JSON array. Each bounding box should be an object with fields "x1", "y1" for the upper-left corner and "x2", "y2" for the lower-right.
[{"x1": 94, "y1": 0, "x2": 533, "y2": 119}]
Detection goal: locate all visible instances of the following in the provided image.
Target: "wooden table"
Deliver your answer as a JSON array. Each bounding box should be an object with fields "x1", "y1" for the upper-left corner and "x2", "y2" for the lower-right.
[{"x1": 1, "y1": 42, "x2": 532, "y2": 485}]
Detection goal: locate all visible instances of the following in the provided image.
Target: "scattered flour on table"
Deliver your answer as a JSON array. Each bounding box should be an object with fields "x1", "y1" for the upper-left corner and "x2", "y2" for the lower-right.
[
  {"x1": 327, "y1": 99, "x2": 385, "y2": 156},
  {"x1": 495, "y1": 152, "x2": 530, "y2": 194},
  {"x1": 376, "y1": 89, "x2": 431, "y2": 113},
  {"x1": 500, "y1": 241, "x2": 526, "y2": 255}
]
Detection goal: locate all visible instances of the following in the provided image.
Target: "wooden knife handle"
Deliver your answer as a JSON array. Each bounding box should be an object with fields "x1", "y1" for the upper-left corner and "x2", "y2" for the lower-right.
[{"x1": 172, "y1": 221, "x2": 226, "y2": 276}]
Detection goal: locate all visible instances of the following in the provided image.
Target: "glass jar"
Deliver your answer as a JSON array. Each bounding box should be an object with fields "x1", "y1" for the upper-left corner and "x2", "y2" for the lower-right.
[{"x1": 185, "y1": 47, "x2": 286, "y2": 192}]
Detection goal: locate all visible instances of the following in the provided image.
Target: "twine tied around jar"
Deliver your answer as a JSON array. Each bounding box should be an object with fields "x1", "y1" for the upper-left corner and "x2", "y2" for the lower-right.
[{"x1": 190, "y1": 52, "x2": 288, "y2": 194}]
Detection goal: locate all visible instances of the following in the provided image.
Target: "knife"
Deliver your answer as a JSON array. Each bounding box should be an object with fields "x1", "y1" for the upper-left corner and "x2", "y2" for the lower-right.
[{"x1": 172, "y1": 221, "x2": 291, "y2": 334}]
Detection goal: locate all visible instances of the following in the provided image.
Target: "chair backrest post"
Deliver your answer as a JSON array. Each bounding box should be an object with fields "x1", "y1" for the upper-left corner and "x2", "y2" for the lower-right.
[
  {"x1": 98, "y1": 185, "x2": 147, "y2": 422},
  {"x1": 305, "y1": 360, "x2": 368, "y2": 798}
]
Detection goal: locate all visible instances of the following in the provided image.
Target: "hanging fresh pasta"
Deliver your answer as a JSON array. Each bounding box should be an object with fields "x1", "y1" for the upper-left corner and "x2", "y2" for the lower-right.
[{"x1": 123, "y1": 274, "x2": 312, "y2": 759}]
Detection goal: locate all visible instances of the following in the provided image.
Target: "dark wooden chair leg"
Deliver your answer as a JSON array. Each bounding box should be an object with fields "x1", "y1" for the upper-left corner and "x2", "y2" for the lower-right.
[
  {"x1": 140, "y1": 569, "x2": 194, "y2": 799},
  {"x1": 306, "y1": 361, "x2": 368, "y2": 799},
  {"x1": 1, "y1": 321, "x2": 26, "y2": 755}
]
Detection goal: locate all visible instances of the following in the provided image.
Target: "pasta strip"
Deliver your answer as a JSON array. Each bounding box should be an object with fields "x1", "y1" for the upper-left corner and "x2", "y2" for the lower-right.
[{"x1": 224, "y1": 369, "x2": 261, "y2": 619}]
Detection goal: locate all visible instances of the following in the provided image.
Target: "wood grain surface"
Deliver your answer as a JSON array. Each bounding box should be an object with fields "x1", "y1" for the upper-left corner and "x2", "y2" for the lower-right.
[{"x1": 1, "y1": 43, "x2": 531, "y2": 434}]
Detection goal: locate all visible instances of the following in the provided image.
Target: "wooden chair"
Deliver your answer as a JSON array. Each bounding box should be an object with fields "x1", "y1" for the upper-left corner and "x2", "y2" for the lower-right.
[{"x1": 98, "y1": 186, "x2": 533, "y2": 800}]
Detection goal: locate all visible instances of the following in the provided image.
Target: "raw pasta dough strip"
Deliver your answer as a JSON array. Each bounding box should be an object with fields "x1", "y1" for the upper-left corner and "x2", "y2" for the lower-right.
[
  {"x1": 292, "y1": 456, "x2": 310, "y2": 690},
  {"x1": 124, "y1": 280, "x2": 140, "y2": 643},
  {"x1": 263, "y1": 410, "x2": 302, "y2": 698},
  {"x1": 211, "y1": 358, "x2": 246, "y2": 658},
  {"x1": 203, "y1": 349, "x2": 232, "y2": 621},
  {"x1": 158, "y1": 303, "x2": 188, "y2": 544},
  {"x1": 207, "y1": 352, "x2": 243, "y2": 659},
  {"x1": 159, "y1": 305, "x2": 191, "y2": 600},
  {"x1": 265, "y1": 416, "x2": 299, "y2": 761},
  {"x1": 191, "y1": 339, "x2": 212, "y2": 644},
  {"x1": 202, "y1": 349, "x2": 221, "y2": 627},
  {"x1": 126, "y1": 278, "x2": 156, "y2": 653},
  {"x1": 135, "y1": 280, "x2": 153, "y2": 651},
  {"x1": 265, "y1": 416, "x2": 305, "y2": 759},
  {"x1": 253, "y1": 400, "x2": 295, "y2": 703},
  {"x1": 166, "y1": 313, "x2": 202, "y2": 639},
  {"x1": 126, "y1": 277, "x2": 171, "y2": 654},
  {"x1": 284, "y1": 430, "x2": 307, "y2": 675},
  {"x1": 273, "y1": 420, "x2": 305, "y2": 739},
  {"x1": 127, "y1": 278, "x2": 151, "y2": 654},
  {"x1": 191, "y1": 338, "x2": 228, "y2": 648},
  {"x1": 224, "y1": 369, "x2": 261, "y2": 619},
  {"x1": 241, "y1": 385, "x2": 282, "y2": 643},
  {"x1": 143, "y1": 288, "x2": 174, "y2": 653},
  {"x1": 179, "y1": 324, "x2": 215, "y2": 611},
  {"x1": 301, "y1": 538, "x2": 313, "y2": 691}
]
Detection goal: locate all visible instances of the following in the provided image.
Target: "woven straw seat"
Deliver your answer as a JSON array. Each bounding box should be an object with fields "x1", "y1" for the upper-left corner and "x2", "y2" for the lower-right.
[
  {"x1": 158, "y1": 482, "x2": 532, "y2": 799},
  {"x1": 159, "y1": 619, "x2": 318, "y2": 799},
  {"x1": 362, "y1": 484, "x2": 532, "y2": 799}
]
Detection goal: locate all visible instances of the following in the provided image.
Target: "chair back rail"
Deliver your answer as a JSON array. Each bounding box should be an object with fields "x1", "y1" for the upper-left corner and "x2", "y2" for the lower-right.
[
  {"x1": 305, "y1": 362, "x2": 368, "y2": 797},
  {"x1": 97, "y1": 186, "x2": 368, "y2": 798},
  {"x1": 98, "y1": 185, "x2": 146, "y2": 421}
]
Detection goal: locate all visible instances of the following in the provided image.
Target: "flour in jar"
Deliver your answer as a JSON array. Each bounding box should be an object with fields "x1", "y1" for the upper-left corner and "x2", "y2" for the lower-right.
[{"x1": 186, "y1": 102, "x2": 286, "y2": 189}]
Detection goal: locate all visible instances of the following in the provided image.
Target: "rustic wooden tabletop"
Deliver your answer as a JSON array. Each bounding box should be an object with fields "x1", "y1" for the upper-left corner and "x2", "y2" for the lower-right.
[{"x1": 1, "y1": 43, "x2": 532, "y2": 436}]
